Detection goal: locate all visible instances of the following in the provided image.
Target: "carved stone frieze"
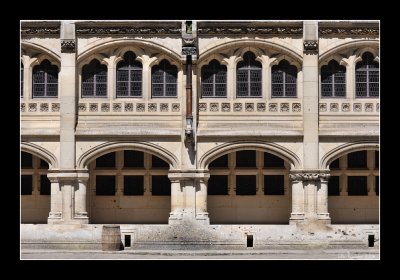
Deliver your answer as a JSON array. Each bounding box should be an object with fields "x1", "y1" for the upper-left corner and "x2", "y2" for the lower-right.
[
  {"x1": 76, "y1": 27, "x2": 181, "y2": 35},
  {"x1": 319, "y1": 27, "x2": 378, "y2": 36},
  {"x1": 289, "y1": 172, "x2": 330, "y2": 182},
  {"x1": 198, "y1": 26, "x2": 303, "y2": 35}
]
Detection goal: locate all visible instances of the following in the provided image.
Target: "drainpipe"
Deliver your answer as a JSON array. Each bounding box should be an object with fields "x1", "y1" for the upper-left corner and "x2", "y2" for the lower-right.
[{"x1": 185, "y1": 55, "x2": 193, "y2": 137}]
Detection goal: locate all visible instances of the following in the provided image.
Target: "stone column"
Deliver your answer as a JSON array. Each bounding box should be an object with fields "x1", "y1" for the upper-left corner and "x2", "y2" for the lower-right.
[
  {"x1": 317, "y1": 173, "x2": 331, "y2": 222},
  {"x1": 195, "y1": 175, "x2": 210, "y2": 223},
  {"x1": 289, "y1": 173, "x2": 305, "y2": 223},
  {"x1": 74, "y1": 171, "x2": 89, "y2": 222},
  {"x1": 47, "y1": 172, "x2": 62, "y2": 223},
  {"x1": 168, "y1": 178, "x2": 184, "y2": 223}
]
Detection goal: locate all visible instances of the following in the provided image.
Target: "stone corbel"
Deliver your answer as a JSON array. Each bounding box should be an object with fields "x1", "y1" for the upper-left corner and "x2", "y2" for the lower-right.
[
  {"x1": 303, "y1": 40, "x2": 318, "y2": 55},
  {"x1": 61, "y1": 39, "x2": 76, "y2": 53}
]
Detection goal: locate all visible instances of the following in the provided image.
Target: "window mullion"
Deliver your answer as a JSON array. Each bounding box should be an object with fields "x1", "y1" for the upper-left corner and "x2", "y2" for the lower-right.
[
  {"x1": 128, "y1": 67, "x2": 131, "y2": 97},
  {"x1": 44, "y1": 71, "x2": 48, "y2": 97},
  {"x1": 332, "y1": 71, "x2": 335, "y2": 97},
  {"x1": 283, "y1": 70, "x2": 286, "y2": 97},
  {"x1": 247, "y1": 68, "x2": 250, "y2": 97},
  {"x1": 366, "y1": 66, "x2": 370, "y2": 97},
  {"x1": 94, "y1": 67, "x2": 97, "y2": 96}
]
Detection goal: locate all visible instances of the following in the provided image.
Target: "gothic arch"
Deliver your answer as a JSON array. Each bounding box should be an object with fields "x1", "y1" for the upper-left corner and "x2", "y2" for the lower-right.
[
  {"x1": 21, "y1": 142, "x2": 58, "y2": 169},
  {"x1": 77, "y1": 141, "x2": 179, "y2": 169},
  {"x1": 77, "y1": 39, "x2": 182, "y2": 66},
  {"x1": 320, "y1": 140, "x2": 379, "y2": 169},
  {"x1": 199, "y1": 39, "x2": 303, "y2": 66},
  {"x1": 319, "y1": 39, "x2": 379, "y2": 62},
  {"x1": 199, "y1": 141, "x2": 301, "y2": 170}
]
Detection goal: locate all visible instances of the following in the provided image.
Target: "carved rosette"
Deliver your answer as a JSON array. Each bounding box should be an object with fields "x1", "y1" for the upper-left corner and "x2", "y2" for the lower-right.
[
  {"x1": 303, "y1": 40, "x2": 318, "y2": 54},
  {"x1": 61, "y1": 39, "x2": 76, "y2": 53}
]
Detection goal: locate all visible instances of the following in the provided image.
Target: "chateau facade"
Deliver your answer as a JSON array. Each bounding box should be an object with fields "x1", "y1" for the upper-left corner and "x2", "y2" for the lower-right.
[{"x1": 21, "y1": 20, "x2": 379, "y2": 249}]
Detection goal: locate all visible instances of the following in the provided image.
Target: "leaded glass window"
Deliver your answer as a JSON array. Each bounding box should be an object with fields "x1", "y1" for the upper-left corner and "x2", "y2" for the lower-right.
[
  {"x1": 117, "y1": 52, "x2": 142, "y2": 97},
  {"x1": 32, "y1": 60, "x2": 58, "y2": 98},
  {"x1": 321, "y1": 60, "x2": 346, "y2": 97},
  {"x1": 236, "y1": 52, "x2": 262, "y2": 97},
  {"x1": 82, "y1": 59, "x2": 107, "y2": 97},
  {"x1": 356, "y1": 52, "x2": 379, "y2": 98},
  {"x1": 151, "y1": 59, "x2": 177, "y2": 97},
  {"x1": 271, "y1": 59, "x2": 297, "y2": 97},
  {"x1": 201, "y1": 60, "x2": 227, "y2": 97}
]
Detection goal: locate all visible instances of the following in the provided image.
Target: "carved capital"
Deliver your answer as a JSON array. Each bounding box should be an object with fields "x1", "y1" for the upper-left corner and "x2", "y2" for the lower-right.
[
  {"x1": 182, "y1": 46, "x2": 197, "y2": 55},
  {"x1": 290, "y1": 172, "x2": 330, "y2": 182},
  {"x1": 319, "y1": 173, "x2": 331, "y2": 181},
  {"x1": 61, "y1": 39, "x2": 76, "y2": 53},
  {"x1": 303, "y1": 40, "x2": 318, "y2": 54}
]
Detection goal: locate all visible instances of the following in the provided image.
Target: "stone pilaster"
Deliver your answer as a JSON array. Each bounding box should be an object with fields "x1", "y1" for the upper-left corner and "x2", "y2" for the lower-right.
[
  {"x1": 74, "y1": 171, "x2": 89, "y2": 222},
  {"x1": 289, "y1": 170, "x2": 331, "y2": 224},
  {"x1": 317, "y1": 173, "x2": 331, "y2": 222},
  {"x1": 47, "y1": 173, "x2": 62, "y2": 223},
  {"x1": 168, "y1": 171, "x2": 210, "y2": 225},
  {"x1": 302, "y1": 21, "x2": 319, "y2": 170},
  {"x1": 289, "y1": 173, "x2": 305, "y2": 223},
  {"x1": 46, "y1": 170, "x2": 89, "y2": 224}
]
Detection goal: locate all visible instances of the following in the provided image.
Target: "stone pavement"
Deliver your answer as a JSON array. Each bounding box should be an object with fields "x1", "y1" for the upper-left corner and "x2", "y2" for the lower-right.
[{"x1": 21, "y1": 249, "x2": 379, "y2": 260}]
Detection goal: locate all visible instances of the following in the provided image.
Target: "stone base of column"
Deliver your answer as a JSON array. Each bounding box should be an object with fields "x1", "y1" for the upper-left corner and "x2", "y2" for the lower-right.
[
  {"x1": 196, "y1": 212, "x2": 210, "y2": 225},
  {"x1": 47, "y1": 212, "x2": 62, "y2": 224},
  {"x1": 289, "y1": 213, "x2": 305, "y2": 224},
  {"x1": 317, "y1": 213, "x2": 331, "y2": 224},
  {"x1": 168, "y1": 212, "x2": 184, "y2": 225},
  {"x1": 74, "y1": 212, "x2": 89, "y2": 224}
]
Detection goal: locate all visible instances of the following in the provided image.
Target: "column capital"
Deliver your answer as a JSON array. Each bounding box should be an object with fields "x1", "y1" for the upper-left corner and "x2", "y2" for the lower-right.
[
  {"x1": 303, "y1": 40, "x2": 318, "y2": 54},
  {"x1": 168, "y1": 170, "x2": 210, "y2": 182},
  {"x1": 289, "y1": 170, "x2": 330, "y2": 182},
  {"x1": 47, "y1": 169, "x2": 89, "y2": 182}
]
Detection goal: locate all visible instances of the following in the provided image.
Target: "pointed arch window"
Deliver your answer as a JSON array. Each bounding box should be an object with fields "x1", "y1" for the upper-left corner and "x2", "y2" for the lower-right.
[
  {"x1": 271, "y1": 59, "x2": 297, "y2": 97},
  {"x1": 151, "y1": 59, "x2": 177, "y2": 97},
  {"x1": 201, "y1": 60, "x2": 227, "y2": 97},
  {"x1": 355, "y1": 52, "x2": 379, "y2": 98},
  {"x1": 32, "y1": 59, "x2": 58, "y2": 98},
  {"x1": 236, "y1": 52, "x2": 262, "y2": 97},
  {"x1": 117, "y1": 51, "x2": 142, "y2": 97},
  {"x1": 82, "y1": 59, "x2": 107, "y2": 97},
  {"x1": 321, "y1": 60, "x2": 346, "y2": 98}
]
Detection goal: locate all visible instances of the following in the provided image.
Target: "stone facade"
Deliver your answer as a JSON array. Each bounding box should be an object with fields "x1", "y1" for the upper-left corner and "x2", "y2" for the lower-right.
[{"x1": 20, "y1": 20, "x2": 379, "y2": 250}]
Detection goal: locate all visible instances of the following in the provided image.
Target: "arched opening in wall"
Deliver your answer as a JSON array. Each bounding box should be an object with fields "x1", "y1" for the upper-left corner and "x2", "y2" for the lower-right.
[
  {"x1": 21, "y1": 151, "x2": 50, "y2": 223},
  {"x1": 328, "y1": 150, "x2": 379, "y2": 224},
  {"x1": 88, "y1": 150, "x2": 171, "y2": 224},
  {"x1": 207, "y1": 150, "x2": 290, "y2": 224}
]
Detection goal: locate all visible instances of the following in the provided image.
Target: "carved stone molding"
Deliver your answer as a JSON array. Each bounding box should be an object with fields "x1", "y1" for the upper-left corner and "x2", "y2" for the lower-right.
[
  {"x1": 76, "y1": 27, "x2": 181, "y2": 35},
  {"x1": 198, "y1": 26, "x2": 303, "y2": 35},
  {"x1": 289, "y1": 172, "x2": 330, "y2": 182},
  {"x1": 21, "y1": 26, "x2": 60, "y2": 36},
  {"x1": 61, "y1": 39, "x2": 76, "y2": 53},
  {"x1": 319, "y1": 27, "x2": 379, "y2": 36},
  {"x1": 303, "y1": 40, "x2": 318, "y2": 54},
  {"x1": 182, "y1": 46, "x2": 197, "y2": 55}
]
